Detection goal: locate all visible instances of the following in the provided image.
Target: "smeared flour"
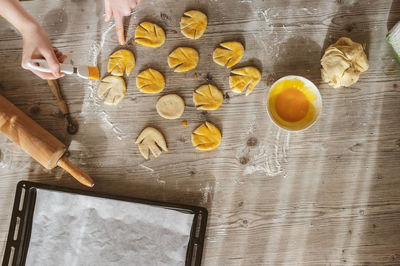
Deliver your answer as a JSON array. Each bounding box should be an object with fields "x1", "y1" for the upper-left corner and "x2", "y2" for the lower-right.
[
  {"x1": 84, "y1": 12, "x2": 137, "y2": 141},
  {"x1": 139, "y1": 163, "x2": 155, "y2": 172},
  {"x1": 243, "y1": 129, "x2": 290, "y2": 177},
  {"x1": 0, "y1": 135, "x2": 31, "y2": 170},
  {"x1": 200, "y1": 182, "x2": 213, "y2": 204},
  {"x1": 236, "y1": 119, "x2": 290, "y2": 177}
]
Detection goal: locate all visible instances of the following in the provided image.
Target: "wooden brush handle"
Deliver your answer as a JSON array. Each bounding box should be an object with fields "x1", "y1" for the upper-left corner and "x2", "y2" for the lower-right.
[
  {"x1": 47, "y1": 80, "x2": 69, "y2": 116},
  {"x1": 57, "y1": 157, "x2": 94, "y2": 188},
  {"x1": 47, "y1": 80, "x2": 78, "y2": 135}
]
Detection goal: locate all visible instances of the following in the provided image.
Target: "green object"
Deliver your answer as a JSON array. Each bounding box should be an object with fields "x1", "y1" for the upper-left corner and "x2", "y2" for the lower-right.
[{"x1": 387, "y1": 21, "x2": 400, "y2": 63}]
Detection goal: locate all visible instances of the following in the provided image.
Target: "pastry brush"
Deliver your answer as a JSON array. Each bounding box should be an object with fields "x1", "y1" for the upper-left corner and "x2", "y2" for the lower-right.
[{"x1": 27, "y1": 59, "x2": 100, "y2": 80}]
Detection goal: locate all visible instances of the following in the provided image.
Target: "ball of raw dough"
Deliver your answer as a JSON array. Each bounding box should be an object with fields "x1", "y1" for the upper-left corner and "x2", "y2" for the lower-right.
[
  {"x1": 156, "y1": 94, "x2": 185, "y2": 119},
  {"x1": 321, "y1": 37, "x2": 369, "y2": 88}
]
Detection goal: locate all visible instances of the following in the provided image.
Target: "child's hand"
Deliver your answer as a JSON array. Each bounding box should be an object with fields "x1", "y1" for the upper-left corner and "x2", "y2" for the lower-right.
[
  {"x1": 21, "y1": 25, "x2": 67, "y2": 80},
  {"x1": 104, "y1": 0, "x2": 140, "y2": 45}
]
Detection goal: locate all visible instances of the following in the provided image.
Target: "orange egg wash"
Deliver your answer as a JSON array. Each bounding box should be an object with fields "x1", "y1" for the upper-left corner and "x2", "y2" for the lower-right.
[
  {"x1": 268, "y1": 78, "x2": 318, "y2": 131},
  {"x1": 275, "y1": 88, "x2": 309, "y2": 122}
]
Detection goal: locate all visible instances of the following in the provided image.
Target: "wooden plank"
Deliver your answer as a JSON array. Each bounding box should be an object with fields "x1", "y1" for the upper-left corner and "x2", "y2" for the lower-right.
[{"x1": 0, "y1": 0, "x2": 400, "y2": 264}]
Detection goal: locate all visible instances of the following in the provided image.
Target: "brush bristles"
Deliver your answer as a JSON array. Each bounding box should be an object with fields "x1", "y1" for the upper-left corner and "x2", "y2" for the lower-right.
[{"x1": 88, "y1": 66, "x2": 100, "y2": 80}]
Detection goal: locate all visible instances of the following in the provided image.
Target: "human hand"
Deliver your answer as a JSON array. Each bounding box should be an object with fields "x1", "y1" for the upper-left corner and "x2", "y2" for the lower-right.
[
  {"x1": 21, "y1": 25, "x2": 67, "y2": 80},
  {"x1": 104, "y1": 0, "x2": 140, "y2": 45}
]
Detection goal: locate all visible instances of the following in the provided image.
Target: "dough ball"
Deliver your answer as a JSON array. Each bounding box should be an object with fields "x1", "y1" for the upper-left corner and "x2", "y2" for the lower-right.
[
  {"x1": 156, "y1": 94, "x2": 185, "y2": 119},
  {"x1": 135, "y1": 22, "x2": 166, "y2": 48},
  {"x1": 180, "y1": 10, "x2": 207, "y2": 40},
  {"x1": 229, "y1": 66, "x2": 261, "y2": 96},
  {"x1": 193, "y1": 84, "x2": 223, "y2": 110},
  {"x1": 191, "y1": 121, "x2": 222, "y2": 150},
  {"x1": 168, "y1": 47, "x2": 199, "y2": 72},
  {"x1": 97, "y1": 76, "x2": 126, "y2": 105},
  {"x1": 135, "y1": 127, "x2": 168, "y2": 160},
  {"x1": 213, "y1": 42, "x2": 244, "y2": 68},
  {"x1": 136, "y1": 68, "x2": 165, "y2": 94},
  {"x1": 321, "y1": 37, "x2": 369, "y2": 88},
  {"x1": 107, "y1": 49, "x2": 135, "y2": 76}
]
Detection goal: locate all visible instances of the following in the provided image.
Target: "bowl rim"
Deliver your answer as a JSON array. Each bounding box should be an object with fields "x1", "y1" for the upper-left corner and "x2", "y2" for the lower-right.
[{"x1": 266, "y1": 75, "x2": 323, "y2": 132}]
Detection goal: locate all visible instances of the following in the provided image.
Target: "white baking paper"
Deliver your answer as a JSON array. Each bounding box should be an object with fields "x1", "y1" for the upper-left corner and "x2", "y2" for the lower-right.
[{"x1": 25, "y1": 189, "x2": 194, "y2": 266}]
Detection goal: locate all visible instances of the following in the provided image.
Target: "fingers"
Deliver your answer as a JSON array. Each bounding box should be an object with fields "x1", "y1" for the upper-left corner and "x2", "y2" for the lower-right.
[
  {"x1": 54, "y1": 48, "x2": 67, "y2": 63},
  {"x1": 42, "y1": 49, "x2": 62, "y2": 78},
  {"x1": 58, "y1": 54, "x2": 68, "y2": 64},
  {"x1": 104, "y1": 0, "x2": 112, "y2": 22},
  {"x1": 131, "y1": 0, "x2": 139, "y2": 9},
  {"x1": 114, "y1": 13, "x2": 125, "y2": 45},
  {"x1": 30, "y1": 68, "x2": 64, "y2": 80}
]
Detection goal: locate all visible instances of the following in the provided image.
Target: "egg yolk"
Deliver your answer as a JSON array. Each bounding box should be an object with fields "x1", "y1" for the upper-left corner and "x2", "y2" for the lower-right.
[{"x1": 275, "y1": 88, "x2": 309, "y2": 122}]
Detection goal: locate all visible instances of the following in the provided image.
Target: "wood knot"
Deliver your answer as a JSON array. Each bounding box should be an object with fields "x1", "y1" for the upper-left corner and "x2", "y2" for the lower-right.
[
  {"x1": 247, "y1": 137, "x2": 258, "y2": 147},
  {"x1": 160, "y1": 13, "x2": 169, "y2": 20},
  {"x1": 29, "y1": 105, "x2": 40, "y2": 115},
  {"x1": 239, "y1": 157, "x2": 249, "y2": 165},
  {"x1": 344, "y1": 23, "x2": 355, "y2": 33},
  {"x1": 223, "y1": 92, "x2": 230, "y2": 103}
]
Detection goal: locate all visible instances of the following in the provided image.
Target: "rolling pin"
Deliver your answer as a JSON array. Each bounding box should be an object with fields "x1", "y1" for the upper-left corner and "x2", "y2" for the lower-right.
[{"x1": 0, "y1": 94, "x2": 94, "y2": 187}]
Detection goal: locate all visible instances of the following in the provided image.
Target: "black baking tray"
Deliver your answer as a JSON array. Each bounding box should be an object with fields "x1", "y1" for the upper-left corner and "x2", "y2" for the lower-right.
[{"x1": 2, "y1": 181, "x2": 208, "y2": 266}]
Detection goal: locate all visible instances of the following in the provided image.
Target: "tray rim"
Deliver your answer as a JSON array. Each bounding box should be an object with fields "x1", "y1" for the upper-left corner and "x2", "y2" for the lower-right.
[{"x1": 2, "y1": 180, "x2": 208, "y2": 266}]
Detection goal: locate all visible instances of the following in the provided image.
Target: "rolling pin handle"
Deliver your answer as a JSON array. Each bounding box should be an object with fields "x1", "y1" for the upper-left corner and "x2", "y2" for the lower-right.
[{"x1": 57, "y1": 156, "x2": 94, "y2": 188}]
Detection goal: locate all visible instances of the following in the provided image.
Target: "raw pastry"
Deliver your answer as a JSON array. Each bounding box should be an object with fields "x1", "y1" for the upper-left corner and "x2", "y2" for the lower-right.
[
  {"x1": 192, "y1": 122, "x2": 222, "y2": 151},
  {"x1": 321, "y1": 37, "x2": 369, "y2": 88},
  {"x1": 213, "y1": 42, "x2": 244, "y2": 68},
  {"x1": 135, "y1": 22, "x2": 166, "y2": 48},
  {"x1": 180, "y1": 10, "x2": 207, "y2": 40},
  {"x1": 97, "y1": 76, "x2": 126, "y2": 105},
  {"x1": 107, "y1": 49, "x2": 135, "y2": 76},
  {"x1": 168, "y1": 47, "x2": 199, "y2": 72},
  {"x1": 156, "y1": 94, "x2": 185, "y2": 119},
  {"x1": 193, "y1": 84, "x2": 223, "y2": 110},
  {"x1": 135, "y1": 127, "x2": 168, "y2": 160},
  {"x1": 136, "y1": 68, "x2": 165, "y2": 94},
  {"x1": 229, "y1": 67, "x2": 261, "y2": 96}
]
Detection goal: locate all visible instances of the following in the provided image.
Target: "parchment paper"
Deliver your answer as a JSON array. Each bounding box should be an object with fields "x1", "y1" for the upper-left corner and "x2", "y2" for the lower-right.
[{"x1": 25, "y1": 189, "x2": 194, "y2": 266}]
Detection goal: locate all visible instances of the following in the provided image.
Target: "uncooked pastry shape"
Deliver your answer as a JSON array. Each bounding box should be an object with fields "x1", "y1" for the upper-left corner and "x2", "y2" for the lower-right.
[
  {"x1": 180, "y1": 10, "x2": 207, "y2": 40},
  {"x1": 168, "y1": 47, "x2": 199, "y2": 72},
  {"x1": 135, "y1": 22, "x2": 166, "y2": 48},
  {"x1": 229, "y1": 67, "x2": 261, "y2": 96},
  {"x1": 136, "y1": 68, "x2": 165, "y2": 94},
  {"x1": 135, "y1": 127, "x2": 168, "y2": 160},
  {"x1": 107, "y1": 49, "x2": 135, "y2": 76},
  {"x1": 213, "y1": 42, "x2": 244, "y2": 68},
  {"x1": 193, "y1": 84, "x2": 223, "y2": 110},
  {"x1": 191, "y1": 122, "x2": 222, "y2": 151},
  {"x1": 321, "y1": 37, "x2": 369, "y2": 88},
  {"x1": 156, "y1": 94, "x2": 185, "y2": 119},
  {"x1": 97, "y1": 76, "x2": 126, "y2": 105}
]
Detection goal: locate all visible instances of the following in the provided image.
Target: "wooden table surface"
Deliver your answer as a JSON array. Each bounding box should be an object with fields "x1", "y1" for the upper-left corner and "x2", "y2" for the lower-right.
[{"x1": 1, "y1": 0, "x2": 400, "y2": 265}]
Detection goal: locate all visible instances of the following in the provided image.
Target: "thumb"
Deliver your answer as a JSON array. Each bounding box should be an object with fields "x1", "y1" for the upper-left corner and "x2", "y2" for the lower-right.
[
  {"x1": 43, "y1": 49, "x2": 61, "y2": 77},
  {"x1": 114, "y1": 13, "x2": 125, "y2": 45}
]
